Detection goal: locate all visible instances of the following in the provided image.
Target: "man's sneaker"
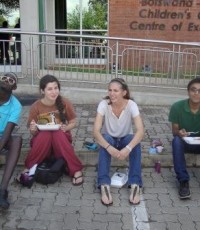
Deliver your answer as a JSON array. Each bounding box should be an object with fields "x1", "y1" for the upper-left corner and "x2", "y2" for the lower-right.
[
  {"x1": 179, "y1": 181, "x2": 191, "y2": 199},
  {"x1": 0, "y1": 189, "x2": 9, "y2": 209}
]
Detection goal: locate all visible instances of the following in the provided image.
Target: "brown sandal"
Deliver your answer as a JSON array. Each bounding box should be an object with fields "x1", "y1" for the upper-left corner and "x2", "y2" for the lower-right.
[
  {"x1": 72, "y1": 171, "x2": 84, "y2": 186},
  {"x1": 101, "y1": 184, "x2": 113, "y2": 206},
  {"x1": 129, "y1": 184, "x2": 140, "y2": 205}
]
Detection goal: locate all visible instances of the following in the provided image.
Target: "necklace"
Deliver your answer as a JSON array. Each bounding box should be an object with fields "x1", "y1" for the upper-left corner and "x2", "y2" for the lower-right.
[{"x1": 111, "y1": 101, "x2": 127, "y2": 118}]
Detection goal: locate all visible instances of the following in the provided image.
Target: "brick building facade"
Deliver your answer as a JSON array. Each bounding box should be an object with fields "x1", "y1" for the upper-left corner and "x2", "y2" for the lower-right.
[{"x1": 109, "y1": 0, "x2": 200, "y2": 42}]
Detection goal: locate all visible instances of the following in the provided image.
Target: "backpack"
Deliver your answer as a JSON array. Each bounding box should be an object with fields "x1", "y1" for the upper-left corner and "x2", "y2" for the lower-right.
[{"x1": 34, "y1": 157, "x2": 66, "y2": 185}]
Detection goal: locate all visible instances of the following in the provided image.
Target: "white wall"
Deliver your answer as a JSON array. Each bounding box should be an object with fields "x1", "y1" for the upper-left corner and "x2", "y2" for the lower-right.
[
  {"x1": 19, "y1": 0, "x2": 39, "y2": 75},
  {"x1": 20, "y1": 0, "x2": 39, "y2": 32},
  {"x1": 44, "y1": 0, "x2": 56, "y2": 65},
  {"x1": 45, "y1": 0, "x2": 55, "y2": 33},
  {"x1": 19, "y1": 0, "x2": 56, "y2": 74}
]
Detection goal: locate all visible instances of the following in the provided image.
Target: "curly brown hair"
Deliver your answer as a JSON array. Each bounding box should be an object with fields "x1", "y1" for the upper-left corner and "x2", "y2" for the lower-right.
[{"x1": 39, "y1": 74, "x2": 66, "y2": 123}]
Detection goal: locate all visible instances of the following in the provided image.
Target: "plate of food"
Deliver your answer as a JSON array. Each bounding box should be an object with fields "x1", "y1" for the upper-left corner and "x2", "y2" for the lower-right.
[
  {"x1": 182, "y1": 137, "x2": 200, "y2": 145},
  {"x1": 36, "y1": 123, "x2": 61, "y2": 131}
]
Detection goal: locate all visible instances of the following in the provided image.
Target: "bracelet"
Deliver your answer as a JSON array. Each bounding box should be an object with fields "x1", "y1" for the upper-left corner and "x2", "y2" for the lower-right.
[
  {"x1": 106, "y1": 144, "x2": 110, "y2": 149},
  {"x1": 126, "y1": 145, "x2": 132, "y2": 152}
]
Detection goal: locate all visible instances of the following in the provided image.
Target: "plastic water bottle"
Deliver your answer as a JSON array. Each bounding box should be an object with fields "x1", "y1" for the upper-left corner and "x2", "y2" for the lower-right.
[
  {"x1": 149, "y1": 147, "x2": 157, "y2": 154},
  {"x1": 155, "y1": 161, "x2": 161, "y2": 173}
]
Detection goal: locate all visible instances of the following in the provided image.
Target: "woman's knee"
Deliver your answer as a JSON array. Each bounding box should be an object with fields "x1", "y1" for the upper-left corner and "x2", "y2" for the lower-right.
[
  {"x1": 52, "y1": 131, "x2": 72, "y2": 143},
  {"x1": 37, "y1": 132, "x2": 52, "y2": 141},
  {"x1": 124, "y1": 134, "x2": 134, "y2": 143},
  {"x1": 102, "y1": 134, "x2": 114, "y2": 145},
  {"x1": 31, "y1": 132, "x2": 52, "y2": 147}
]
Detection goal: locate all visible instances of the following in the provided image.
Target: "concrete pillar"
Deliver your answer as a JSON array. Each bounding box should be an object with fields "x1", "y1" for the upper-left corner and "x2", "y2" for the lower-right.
[
  {"x1": 44, "y1": 0, "x2": 56, "y2": 66},
  {"x1": 19, "y1": 0, "x2": 39, "y2": 77},
  {"x1": 45, "y1": 0, "x2": 55, "y2": 32},
  {"x1": 18, "y1": 0, "x2": 68, "y2": 78}
]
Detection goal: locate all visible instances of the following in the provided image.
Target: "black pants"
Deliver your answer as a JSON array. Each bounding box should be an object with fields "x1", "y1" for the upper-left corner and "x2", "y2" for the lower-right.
[{"x1": 0, "y1": 41, "x2": 10, "y2": 63}]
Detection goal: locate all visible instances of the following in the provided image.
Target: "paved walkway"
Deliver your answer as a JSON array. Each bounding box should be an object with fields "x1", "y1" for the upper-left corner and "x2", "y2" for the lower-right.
[
  {"x1": 1, "y1": 166, "x2": 200, "y2": 230},
  {"x1": 1, "y1": 102, "x2": 200, "y2": 229}
]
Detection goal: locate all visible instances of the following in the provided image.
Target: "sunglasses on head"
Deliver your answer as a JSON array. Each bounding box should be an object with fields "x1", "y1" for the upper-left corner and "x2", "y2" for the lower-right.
[{"x1": 0, "y1": 75, "x2": 16, "y2": 85}]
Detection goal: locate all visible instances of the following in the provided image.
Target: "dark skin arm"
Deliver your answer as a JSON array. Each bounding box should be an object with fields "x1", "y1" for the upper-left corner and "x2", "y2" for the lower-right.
[
  {"x1": 0, "y1": 80, "x2": 17, "y2": 150},
  {"x1": 0, "y1": 122, "x2": 15, "y2": 151}
]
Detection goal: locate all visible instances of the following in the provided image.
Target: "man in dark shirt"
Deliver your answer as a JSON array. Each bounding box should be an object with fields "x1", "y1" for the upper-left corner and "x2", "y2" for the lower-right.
[{"x1": 169, "y1": 77, "x2": 200, "y2": 199}]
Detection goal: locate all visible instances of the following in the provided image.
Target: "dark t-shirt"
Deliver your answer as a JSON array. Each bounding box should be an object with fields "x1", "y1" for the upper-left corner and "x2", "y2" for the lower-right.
[
  {"x1": 14, "y1": 23, "x2": 20, "y2": 40},
  {"x1": 169, "y1": 99, "x2": 200, "y2": 132},
  {"x1": 0, "y1": 27, "x2": 10, "y2": 41}
]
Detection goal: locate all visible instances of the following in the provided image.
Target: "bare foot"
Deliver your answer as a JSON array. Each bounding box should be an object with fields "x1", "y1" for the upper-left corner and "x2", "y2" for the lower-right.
[
  {"x1": 72, "y1": 171, "x2": 84, "y2": 186},
  {"x1": 129, "y1": 184, "x2": 140, "y2": 205}
]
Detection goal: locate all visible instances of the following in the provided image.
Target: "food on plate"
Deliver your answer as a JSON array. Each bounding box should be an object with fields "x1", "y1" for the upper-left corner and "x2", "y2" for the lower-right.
[{"x1": 46, "y1": 122, "x2": 56, "y2": 125}]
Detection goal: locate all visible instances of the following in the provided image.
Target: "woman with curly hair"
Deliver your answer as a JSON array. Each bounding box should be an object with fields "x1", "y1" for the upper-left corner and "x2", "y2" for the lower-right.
[{"x1": 19, "y1": 74, "x2": 83, "y2": 186}]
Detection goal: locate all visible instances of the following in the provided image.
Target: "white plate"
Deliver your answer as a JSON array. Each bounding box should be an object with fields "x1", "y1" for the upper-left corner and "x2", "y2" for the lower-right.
[
  {"x1": 36, "y1": 124, "x2": 61, "y2": 131},
  {"x1": 183, "y1": 137, "x2": 200, "y2": 145}
]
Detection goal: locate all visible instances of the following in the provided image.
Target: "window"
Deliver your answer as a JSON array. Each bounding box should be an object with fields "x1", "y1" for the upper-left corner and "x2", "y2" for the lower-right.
[
  {"x1": 55, "y1": 0, "x2": 108, "y2": 58},
  {"x1": 66, "y1": 0, "x2": 107, "y2": 32}
]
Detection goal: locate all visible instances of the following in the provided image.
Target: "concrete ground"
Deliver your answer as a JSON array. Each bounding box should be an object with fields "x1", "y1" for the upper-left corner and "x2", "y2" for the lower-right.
[{"x1": 1, "y1": 166, "x2": 200, "y2": 230}]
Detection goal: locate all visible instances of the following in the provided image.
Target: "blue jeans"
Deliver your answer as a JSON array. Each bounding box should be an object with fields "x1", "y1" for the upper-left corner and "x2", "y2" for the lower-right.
[
  {"x1": 172, "y1": 136, "x2": 200, "y2": 182},
  {"x1": 97, "y1": 134, "x2": 142, "y2": 187}
]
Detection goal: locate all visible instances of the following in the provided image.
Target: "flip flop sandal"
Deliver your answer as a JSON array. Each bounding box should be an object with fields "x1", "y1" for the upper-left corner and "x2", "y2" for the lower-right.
[
  {"x1": 83, "y1": 141, "x2": 98, "y2": 150},
  {"x1": 100, "y1": 184, "x2": 113, "y2": 206},
  {"x1": 129, "y1": 184, "x2": 140, "y2": 205},
  {"x1": 72, "y1": 172, "x2": 84, "y2": 186}
]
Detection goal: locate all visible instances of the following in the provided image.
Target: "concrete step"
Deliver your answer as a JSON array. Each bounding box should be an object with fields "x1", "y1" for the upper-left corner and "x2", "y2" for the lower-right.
[
  {"x1": 72, "y1": 150, "x2": 200, "y2": 168},
  {"x1": 1, "y1": 148, "x2": 199, "y2": 169},
  {"x1": 15, "y1": 83, "x2": 187, "y2": 106},
  {"x1": 1, "y1": 83, "x2": 194, "y2": 168}
]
